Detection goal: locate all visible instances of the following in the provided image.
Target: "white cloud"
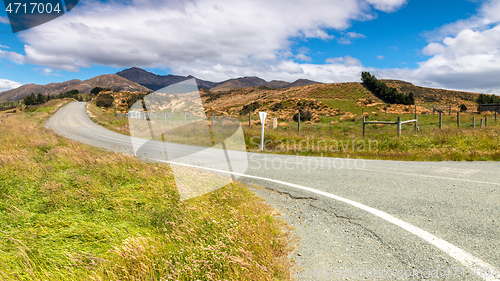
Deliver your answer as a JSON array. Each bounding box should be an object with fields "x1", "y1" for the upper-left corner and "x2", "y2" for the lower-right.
[
  {"x1": 34, "y1": 67, "x2": 61, "y2": 76},
  {"x1": 417, "y1": 25, "x2": 500, "y2": 92},
  {"x1": 17, "y1": 0, "x2": 500, "y2": 94},
  {"x1": 377, "y1": 55, "x2": 384, "y2": 60},
  {"x1": 16, "y1": 0, "x2": 405, "y2": 81},
  {"x1": 0, "y1": 48, "x2": 24, "y2": 64},
  {"x1": 326, "y1": 55, "x2": 362, "y2": 66},
  {"x1": 338, "y1": 31, "x2": 366, "y2": 44},
  {"x1": 0, "y1": 16, "x2": 9, "y2": 24},
  {"x1": 415, "y1": 0, "x2": 500, "y2": 92},
  {"x1": 347, "y1": 32, "x2": 366, "y2": 39},
  {"x1": 295, "y1": 53, "x2": 312, "y2": 62},
  {"x1": 365, "y1": 0, "x2": 407, "y2": 12},
  {"x1": 0, "y1": 79, "x2": 23, "y2": 92},
  {"x1": 421, "y1": 42, "x2": 445, "y2": 56}
]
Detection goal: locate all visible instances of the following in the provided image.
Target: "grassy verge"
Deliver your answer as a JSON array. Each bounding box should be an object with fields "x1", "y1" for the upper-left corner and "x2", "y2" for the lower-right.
[
  {"x1": 0, "y1": 100, "x2": 291, "y2": 280},
  {"x1": 87, "y1": 102, "x2": 130, "y2": 135}
]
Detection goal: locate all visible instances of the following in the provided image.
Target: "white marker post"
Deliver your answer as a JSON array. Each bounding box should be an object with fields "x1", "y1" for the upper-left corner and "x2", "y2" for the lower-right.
[{"x1": 259, "y1": 112, "x2": 267, "y2": 151}]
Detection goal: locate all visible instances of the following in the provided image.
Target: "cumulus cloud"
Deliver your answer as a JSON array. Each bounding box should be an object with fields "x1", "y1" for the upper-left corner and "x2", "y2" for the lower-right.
[
  {"x1": 417, "y1": 26, "x2": 500, "y2": 92},
  {"x1": 0, "y1": 48, "x2": 24, "y2": 64},
  {"x1": 0, "y1": 79, "x2": 23, "y2": 92},
  {"x1": 15, "y1": 0, "x2": 500, "y2": 93},
  {"x1": 365, "y1": 0, "x2": 407, "y2": 12},
  {"x1": 338, "y1": 31, "x2": 366, "y2": 44},
  {"x1": 295, "y1": 53, "x2": 312, "y2": 62},
  {"x1": 0, "y1": 16, "x2": 9, "y2": 24},
  {"x1": 416, "y1": 0, "x2": 500, "y2": 92},
  {"x1": 15, "y1": 0, "x2": 405, "y2": 81}
]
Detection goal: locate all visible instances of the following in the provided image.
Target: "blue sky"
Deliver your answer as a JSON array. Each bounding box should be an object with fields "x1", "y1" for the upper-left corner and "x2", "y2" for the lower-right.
[{"x1": 1, "y1": 0, "x2": 499, "y2": 94}]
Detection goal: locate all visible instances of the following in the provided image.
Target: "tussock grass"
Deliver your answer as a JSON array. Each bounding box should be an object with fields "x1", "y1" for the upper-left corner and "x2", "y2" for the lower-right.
[
  {"x1": 241, "y1": 112, "x2": 500, "y2": 161},
  {"x1": 0, "y1": 100, "x2": 291, "y2": 280},
  {"x1": 89, "y1": 100, "x2": 500, "y2": 161}
]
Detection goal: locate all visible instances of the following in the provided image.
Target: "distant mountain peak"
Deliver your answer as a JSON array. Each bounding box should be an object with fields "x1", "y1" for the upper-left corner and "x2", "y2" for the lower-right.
[{"x1": 115, "y1": 68, "x2": 320, "y2": 92}]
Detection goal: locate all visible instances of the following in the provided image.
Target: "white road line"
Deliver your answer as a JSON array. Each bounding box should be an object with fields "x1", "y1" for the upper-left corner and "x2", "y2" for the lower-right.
[
  {"x1": 360, "y1": 168, "x2": 500, "y2": 186},
  {"x1": 160, "y1": 159, "x2": 499, "y2": 281}
]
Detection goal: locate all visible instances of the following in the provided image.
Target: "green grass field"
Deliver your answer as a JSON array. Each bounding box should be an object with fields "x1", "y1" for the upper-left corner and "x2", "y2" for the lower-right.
[
  {"x1": 0, "y1": 100, "x2": 291, "y2": 280},
  {"x1": 242, "y1": 110, "x2": 500, "y2": 161},
  {"x1": 88, "y1": 95, "x2": 500, "y2": 161}
]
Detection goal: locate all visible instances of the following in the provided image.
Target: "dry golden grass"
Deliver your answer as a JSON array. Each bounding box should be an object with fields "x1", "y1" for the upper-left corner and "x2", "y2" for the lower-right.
[
  {"x1": 340, "y1": 112, "x2": 357, "y2": 122},
  {"x1": 0, "y1": 100, "x2": 292, "y2": 280}
]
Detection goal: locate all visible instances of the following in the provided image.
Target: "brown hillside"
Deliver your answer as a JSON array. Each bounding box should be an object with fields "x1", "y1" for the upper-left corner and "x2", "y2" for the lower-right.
[
  {"x1": 383, "y1": 80, "x2": 479, "y2": 104},
  {"x1": 0, "y1": 74, "x2": 151, "y2": 101}
]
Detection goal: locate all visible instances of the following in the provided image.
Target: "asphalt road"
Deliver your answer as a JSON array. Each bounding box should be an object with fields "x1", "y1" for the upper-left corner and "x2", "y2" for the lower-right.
[{"x1": 46, "y1": 102, "x2": 499, "y2": 280}]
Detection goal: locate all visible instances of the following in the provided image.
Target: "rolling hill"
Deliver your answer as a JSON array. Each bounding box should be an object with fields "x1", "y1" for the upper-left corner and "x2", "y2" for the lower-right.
[
  {"x1": 116, "y1": 67, "x2": 219, "y2": 90},
  {"x1": 209, "y1": 77, "x2": 319, "y2": 92},
  {"x1": 383, "y1": 80, "x2": 479, "y2": 103},
  {"x1": 0, "y1": 74, "x2": 151, "y2": 101},
  {"x1": 116, "y1": 67, "x2": 320, "y2": 92}
]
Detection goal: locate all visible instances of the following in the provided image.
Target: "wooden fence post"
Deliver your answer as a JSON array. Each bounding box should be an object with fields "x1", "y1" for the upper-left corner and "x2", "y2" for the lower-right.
[
  {"x1": 449, "y1": 105, "x2": 451, "y2": 115},
  {"x1": 362, "y1": 116, "x2": 366, "y2": 139},
  {"x1": 457, "y1": 112, "x2": 460, "y2": 129},
  {"x1": 298, "y1": 111, "x2": 301, "y2": 135},
  {"x1": 397, "y1": 117, "x2": 402, "y2": 137},
  {"x1": 329, "y1": 119, "x2": 333, "y2": 138},
  {"x1": 415, "y1": 113, "x2": 418, "y2": 133},
  {"x1": 473, "y1": 116, "x2": 475, "y2": 128},
  {"x1": 480, "y1": 119, "x2": 483, "y2": 128},
  {"x1": 439, "y1": 111, "x2": 443, "y2": 130},
  {"x1": 248, "y1": 111, "x2": 251, "y2": 127}
]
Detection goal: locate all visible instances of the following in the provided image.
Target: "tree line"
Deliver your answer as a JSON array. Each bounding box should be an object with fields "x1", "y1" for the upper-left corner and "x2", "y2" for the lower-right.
[
  {"x1": 361, "y1": 72, "x2": 415, "y2": 105},
  {"x1": 477, "y1": 93, "x2": 500, "y2": 104},
  {"x1": 22, "y1": 87, "x2": 108, "y2": 106}
]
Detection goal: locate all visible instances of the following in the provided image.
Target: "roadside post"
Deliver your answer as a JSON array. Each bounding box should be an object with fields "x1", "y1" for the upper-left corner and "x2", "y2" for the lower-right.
[
  {"x1": 362, "y1": 116, "x2": 366, "y2": 139},
  {"x1": 298, "y1": 111, "x2": 301, "y2": 135},
  {"x1": 259, "y1": 112, "x2": 267, "y2": 151},
  {"x1": 397, "y1": 117, "x2": 402, "y2": 137},
  {"x1": 439, "y1": 112, "x2": 443, "y2": 129}
]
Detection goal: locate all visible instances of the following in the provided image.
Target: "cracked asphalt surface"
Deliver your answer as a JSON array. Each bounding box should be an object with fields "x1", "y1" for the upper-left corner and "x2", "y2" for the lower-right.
[{"x1": 46, "y1": 102, "x2": 499, "y2": 280}]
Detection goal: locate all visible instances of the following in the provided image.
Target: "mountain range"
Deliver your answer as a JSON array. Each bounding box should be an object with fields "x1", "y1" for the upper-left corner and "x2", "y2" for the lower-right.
[
  {"x1": 116, "y1": 67, "x2": 319, "y2": 92},
  {"x1": 0, "y1": 67, "x2": 320, "y2": 101},
  {"x1": 0, "y1": 74, "x2": 150, "y2": 101}
]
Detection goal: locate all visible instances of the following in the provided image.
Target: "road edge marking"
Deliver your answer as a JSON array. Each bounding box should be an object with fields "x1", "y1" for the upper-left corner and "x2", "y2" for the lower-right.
[{"x1": 161, "y1": 160, "x2": 499, "y2": 281}]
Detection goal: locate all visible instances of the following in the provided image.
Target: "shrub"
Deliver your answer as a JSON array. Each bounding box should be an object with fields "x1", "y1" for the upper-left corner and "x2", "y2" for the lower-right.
[
  {"x1": 95, "y1": 92, "x2": 115, "y2": 108},
  {"x1": 240, "y1": 101, "x2": 260, "y2": 115},
  {"x1": 271, "y1": 102, "x2": 283, "y2": 111},
  {"x1": 293, "y1": 109, "x2": 312, "y2": 122}
]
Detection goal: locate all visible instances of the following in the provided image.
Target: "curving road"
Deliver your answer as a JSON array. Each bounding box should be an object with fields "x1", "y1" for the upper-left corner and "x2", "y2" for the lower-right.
[{"x1": 46, "y1": 102, "x2": 499, "y2": 280}]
